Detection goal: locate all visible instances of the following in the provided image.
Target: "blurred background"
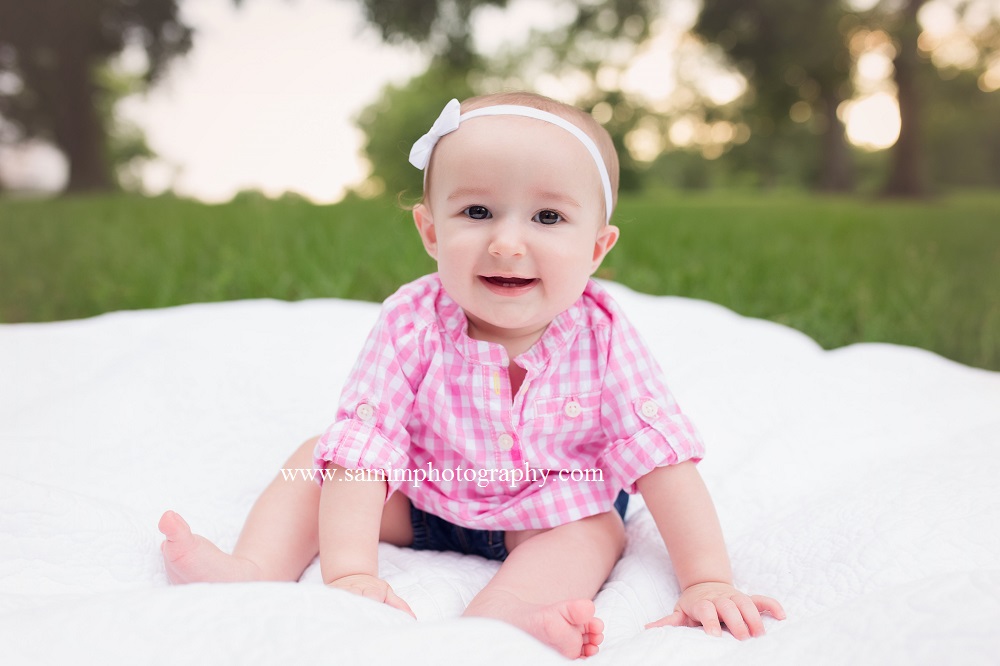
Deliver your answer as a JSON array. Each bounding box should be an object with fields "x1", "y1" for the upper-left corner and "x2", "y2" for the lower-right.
[{"x1": 1, "y1": 0, "x2": 998, "y2": 369}]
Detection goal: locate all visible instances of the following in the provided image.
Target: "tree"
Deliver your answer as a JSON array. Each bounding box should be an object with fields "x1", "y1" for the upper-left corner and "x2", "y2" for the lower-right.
[
  {"x1": 694, "y1": 0, "x2": 857, "y2": 192},
  {"x1": 869, "y1": 0, "x2": 1000, "y2": 195},
  {"x1": 866, "y1": 0, "x2": 931, "y2": 197},
  {"x1": 696, "y1": 0, "x2": 1000, "y2": 197},
  {"x1": 351, "y1": 0, "x2": 661, "y2": 195},
  {"x1": 922, "y1": 68, "x2": 1000, "y2": 188},
  {"x1": 354, "y1": 59, "x2": 476, "y2": 198},
  {"x1": 0, "y1": 0, "x2": 191, "y2": 191},
  {"x1": 353, "y1": 0, "x2": 507, "y2": 68}
]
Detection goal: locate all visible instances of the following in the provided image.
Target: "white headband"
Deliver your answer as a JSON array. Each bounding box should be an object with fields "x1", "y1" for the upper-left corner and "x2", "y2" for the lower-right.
[{"x1": 409, "y1": 98, "x2": 614, "y2": 222}]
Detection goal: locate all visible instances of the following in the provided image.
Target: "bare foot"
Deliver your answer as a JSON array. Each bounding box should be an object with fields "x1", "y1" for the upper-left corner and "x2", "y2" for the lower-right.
[
  {"x1": 466, "y1": 591, "x2": 604, "y2": 659},
  {"x1": 158, "y1": 510, "x2": 262, "y2": 584}
]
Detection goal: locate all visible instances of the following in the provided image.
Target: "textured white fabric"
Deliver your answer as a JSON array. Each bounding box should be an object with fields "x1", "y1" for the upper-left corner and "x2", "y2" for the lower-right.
[{"x1": 2, "y1": 281, "x2": 998, "y2": 665}]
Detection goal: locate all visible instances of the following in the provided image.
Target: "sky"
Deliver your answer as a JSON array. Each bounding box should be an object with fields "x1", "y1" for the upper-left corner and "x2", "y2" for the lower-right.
[
  {"x1": 121, "y1": 0, "x2": 427, "y2": 203},
  {"x1": 2, "y1": 0, "x2": 594, "y2": 200},
  {"x1": 0, "y1": 0, "x2": 927, "y2": 201}
]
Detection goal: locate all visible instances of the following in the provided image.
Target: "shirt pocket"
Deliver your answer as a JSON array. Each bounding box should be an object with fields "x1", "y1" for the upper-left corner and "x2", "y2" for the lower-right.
[{"x1": 532, "y1": 390, "x2": 603, "y2": 435}]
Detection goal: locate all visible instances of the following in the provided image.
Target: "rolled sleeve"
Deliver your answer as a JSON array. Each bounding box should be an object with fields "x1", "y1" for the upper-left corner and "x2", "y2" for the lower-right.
[
  {"x1": 312, "y1": 294, "x2": 422, "y2": 497},
  {"x1": 313, "y1": 410, "x2": 410, "y2": 495},
  {"x1": 600, "y1": 396, "x2": 704, "y2": 493},
  {"x1": 597, "y1": 305, "x2": 705, "y2": 494}
]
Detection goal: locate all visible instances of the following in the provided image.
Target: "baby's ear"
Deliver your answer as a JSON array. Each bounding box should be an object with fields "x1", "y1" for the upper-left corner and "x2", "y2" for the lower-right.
[
  {"x1": 413, "y1": 204, "x2": 438, "y2": 259},
  {"x1": 591, "y1": 223, "x2": 620, "y2": 270}
]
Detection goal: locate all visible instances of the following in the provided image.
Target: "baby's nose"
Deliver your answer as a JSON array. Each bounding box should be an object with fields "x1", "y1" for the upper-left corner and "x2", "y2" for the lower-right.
[{"x1": 488, "y1": 220, "x2": 527, "y2": 257}]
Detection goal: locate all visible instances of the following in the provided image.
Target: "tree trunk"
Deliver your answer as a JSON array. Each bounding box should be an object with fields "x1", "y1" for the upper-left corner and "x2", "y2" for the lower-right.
[
  {"x1": 883, "y1": 0, "x2": 928, "y2": 197},
  {"x1": 52, "y1": 58, "x2": 113, "y2": 192},
  {"x1": 38, "y1": 4, "x2": 115, "y2": 194},
  {"x1": 818, "y1": 88, "x2": 855, "y2": 192}
]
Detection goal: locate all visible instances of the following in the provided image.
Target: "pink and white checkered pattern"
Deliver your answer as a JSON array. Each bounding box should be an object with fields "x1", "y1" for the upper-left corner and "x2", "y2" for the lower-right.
[{"x1": 314, "y1": 274, "x2": 704, "y2": 530}]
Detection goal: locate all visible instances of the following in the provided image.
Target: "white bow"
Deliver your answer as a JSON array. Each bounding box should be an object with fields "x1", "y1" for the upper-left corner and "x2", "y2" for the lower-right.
[{"x1": 408, "y1": 98, "x2": 462, "y2": 170}]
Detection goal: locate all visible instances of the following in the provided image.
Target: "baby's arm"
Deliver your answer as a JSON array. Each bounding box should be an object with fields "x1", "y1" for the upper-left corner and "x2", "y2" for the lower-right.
[
  {"x1": 319, "y1": 463, "x2": 413, "y2": 617},
  {"x1": 636, "y1": 461, "x2": 784, "y2": 639}
]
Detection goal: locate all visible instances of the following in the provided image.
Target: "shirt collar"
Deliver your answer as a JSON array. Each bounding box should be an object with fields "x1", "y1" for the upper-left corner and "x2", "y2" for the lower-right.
[{"x1": 433, "y1": 274, "x2": 585, "y2": 369}]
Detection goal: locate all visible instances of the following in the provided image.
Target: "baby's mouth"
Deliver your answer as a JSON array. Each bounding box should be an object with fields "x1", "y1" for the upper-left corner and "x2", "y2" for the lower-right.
[{"x1": 481, "y1": 275, "x2": 537, "y2": 288}]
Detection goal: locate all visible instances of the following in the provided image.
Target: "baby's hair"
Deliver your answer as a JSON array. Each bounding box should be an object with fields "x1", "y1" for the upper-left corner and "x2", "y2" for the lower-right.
[{"x1": 419, "y1": 91, "x2": 620, "y2": 218}]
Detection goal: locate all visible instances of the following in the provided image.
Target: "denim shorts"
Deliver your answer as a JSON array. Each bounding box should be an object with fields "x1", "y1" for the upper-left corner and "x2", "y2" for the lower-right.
[{"x1": 409, "y1": 490, "x2": 629, "y2": 562}]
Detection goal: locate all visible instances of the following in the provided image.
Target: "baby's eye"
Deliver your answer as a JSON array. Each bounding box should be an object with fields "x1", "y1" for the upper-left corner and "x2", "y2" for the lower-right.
[
  {"x1": 533, "y1": 210, "x2": 563, "y2": 225},
  {"x1": 463, "y1": 205, "x2": 492, "y2": 220}
]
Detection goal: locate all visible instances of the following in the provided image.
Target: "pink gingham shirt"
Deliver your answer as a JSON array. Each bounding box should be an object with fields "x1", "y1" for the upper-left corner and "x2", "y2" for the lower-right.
[{"x1": 314, "y1": 274, "x2": 704, "y2": 530}]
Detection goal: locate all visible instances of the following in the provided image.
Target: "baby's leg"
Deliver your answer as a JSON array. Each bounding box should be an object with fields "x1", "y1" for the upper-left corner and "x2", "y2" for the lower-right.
[
  {"x1": 159, "y1": 436, "x2": 414, "y2": 583},
  {"x1": 159, "y1": 437, "x2": 323, "y2": 583},
  {"x1": 464, "y1": 510, "x2": 626, "y2": 659}
]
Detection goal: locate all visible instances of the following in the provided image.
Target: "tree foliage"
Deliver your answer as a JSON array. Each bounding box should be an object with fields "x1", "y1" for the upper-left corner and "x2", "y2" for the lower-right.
[
  {"x1": 354, "y1": 59, "x2": 476, "y2": 199},
  {"x1": 844, "y1": 0, "x2": 999, "y2": 196},
  {"x1": 694, "y1": 0, "x2": 856, "y2": 191},
  {"x1": 923, "y1": 68, "x2": 1000, "y2": 187},
  {"x1": 352, "y1": 0, "x2": 662, "y2": 196},
  {"x1": 0, "y1": 0, "x2": 191, "y2": 191},
  {"x1": 6, "y1": 0, "x2": 993, "y2": 197},
  {"x1": 354, "y1": 0, "x2": 507, "y2": 67},
  {"x1": 695, "y1": 0, "x2": 1000, "y2": 196}
]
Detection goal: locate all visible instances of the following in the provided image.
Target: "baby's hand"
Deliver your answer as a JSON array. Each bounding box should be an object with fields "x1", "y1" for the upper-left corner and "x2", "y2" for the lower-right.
[
  {"x1": 645, "y1": 581, "x2": 785, "y2": 640},
  {"x1": 327, "y1": 573, "x2": 415, "y2": 618}
]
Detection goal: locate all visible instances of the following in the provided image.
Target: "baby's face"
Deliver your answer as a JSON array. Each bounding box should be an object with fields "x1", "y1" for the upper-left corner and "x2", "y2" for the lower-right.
[{"x1": 415, "y1": 115, "x2": 619, "y2": 350}]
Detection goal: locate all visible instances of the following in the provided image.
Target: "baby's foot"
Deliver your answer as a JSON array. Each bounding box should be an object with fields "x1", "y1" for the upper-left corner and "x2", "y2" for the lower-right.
[
  {"x1": 158, "y1": 510, "x2": 261, "y2": 584},
  {"x1": 469, "y1": 592, "x2": 604, "y2": 659}
]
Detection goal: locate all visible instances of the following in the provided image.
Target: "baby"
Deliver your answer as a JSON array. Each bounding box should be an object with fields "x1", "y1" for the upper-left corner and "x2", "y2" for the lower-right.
[{"x1": 159, "y1": 92, "x2": 785, "y2": 658}]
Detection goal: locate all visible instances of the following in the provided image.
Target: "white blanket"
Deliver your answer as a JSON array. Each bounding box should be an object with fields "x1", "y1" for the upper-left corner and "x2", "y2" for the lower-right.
[{"x1": 2, "y1": 281, "x2": 998, "y2": 665}]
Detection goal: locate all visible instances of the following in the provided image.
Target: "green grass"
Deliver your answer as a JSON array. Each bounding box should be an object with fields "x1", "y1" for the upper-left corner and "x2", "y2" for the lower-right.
[
  {"x1": 607, "y1": 191, "x2": 999, "y2": 371},
  {"x1": 1, "y1": 191, "x2": 997, "y2": 370}
]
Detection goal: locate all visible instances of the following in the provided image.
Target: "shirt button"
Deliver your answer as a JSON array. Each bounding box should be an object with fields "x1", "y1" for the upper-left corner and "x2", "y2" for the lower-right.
[
  {"x1": 564, "y1": 400, "x2": 582, "y2": 418},
  {"x1": 497, "y1": 433, "x2": 514, "y2": 451},
  {"x1": 356, "y1": 403, "x2": 375, "y2": 421},
  {"x1": 640, "y1": 400, "x2": 659, "y2": 419}
]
